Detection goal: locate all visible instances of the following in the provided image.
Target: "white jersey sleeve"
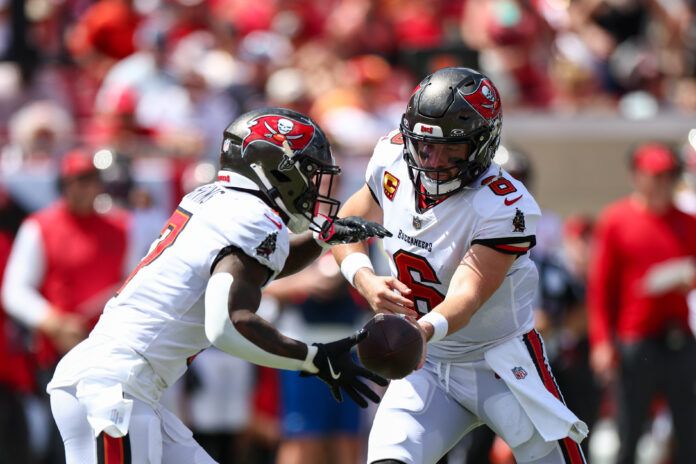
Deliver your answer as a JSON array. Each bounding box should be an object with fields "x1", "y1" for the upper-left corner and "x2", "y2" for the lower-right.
[
  {"x1": 365, "y1": 130, "x2": 404, "y2": 207},
  {"x1": 193, "y1": 191, "x2": 289, "y2": 279},
  {"x1": 470, "y1": 171, "x2": 541, "y2": 255}
]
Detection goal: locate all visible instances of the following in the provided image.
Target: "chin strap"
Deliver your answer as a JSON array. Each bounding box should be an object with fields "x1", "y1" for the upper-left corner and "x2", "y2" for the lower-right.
[{"x1": 419, "y1": 171, "x2": 462, "y2": 195}]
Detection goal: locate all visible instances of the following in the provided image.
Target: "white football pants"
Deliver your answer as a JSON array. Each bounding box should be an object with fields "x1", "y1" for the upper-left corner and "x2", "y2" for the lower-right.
[
  {"x1": 50, "y1": 386, "x2": 217, "y2": 464},
  {"x1": 367, "y1": 334, "x2": 586, "y2": 464}
]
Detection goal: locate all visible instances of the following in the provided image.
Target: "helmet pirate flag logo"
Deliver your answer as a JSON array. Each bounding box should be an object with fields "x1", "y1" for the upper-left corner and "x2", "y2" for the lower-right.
[
  {"x1": 458, "y1": 78, "x2": 501, "y2": 120},
  {"x1": 242, "y1": 115, "x2": 316, "y2": 168}
]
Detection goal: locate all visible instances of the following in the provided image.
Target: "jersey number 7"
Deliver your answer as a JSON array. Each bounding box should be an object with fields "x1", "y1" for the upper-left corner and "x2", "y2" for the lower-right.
[
  {"x1": 117, "y1": 207, "x2": 193, "y2": 295},
  {"x1": 393, "y1": 250, "x2": 445, "y2": 316}
]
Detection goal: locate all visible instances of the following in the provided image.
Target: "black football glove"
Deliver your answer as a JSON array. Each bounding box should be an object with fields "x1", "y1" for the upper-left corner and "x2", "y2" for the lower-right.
[
  {"x1": 301, "y1": 330, "x2": 388, "y2": 408},
  {"x1": 318, "y1": 216, "x2": 392, "y2": 245}
]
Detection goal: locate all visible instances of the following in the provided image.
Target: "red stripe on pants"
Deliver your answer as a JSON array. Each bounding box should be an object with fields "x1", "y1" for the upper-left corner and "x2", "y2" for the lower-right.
[
  {"x1": 525, "y1": 330, "x2": 586, "y2": 464},
  {"x1": 103, "y1": 434, "x2": 123, "y2": 464}
]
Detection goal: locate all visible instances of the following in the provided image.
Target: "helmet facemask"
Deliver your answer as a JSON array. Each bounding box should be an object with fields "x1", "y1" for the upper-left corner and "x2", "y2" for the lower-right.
[
  {"x1": 402, "y1": 123, "x2": 497, "y2": 200},
  {"x1": 252, "y1": 152, "x2": 341, "y2": 234},
  {"x1": 290, "y1": 155, "x2": 341, "y2": 233}
]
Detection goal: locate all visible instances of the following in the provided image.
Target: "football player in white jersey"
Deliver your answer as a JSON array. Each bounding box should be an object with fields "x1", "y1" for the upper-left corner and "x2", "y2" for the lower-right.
[
  {"x1": 47, "y1": 108, "x2": 390, "y2": 464},
  {"x1": 333, "y1": 68, "x2": 588, "y2": 464}
]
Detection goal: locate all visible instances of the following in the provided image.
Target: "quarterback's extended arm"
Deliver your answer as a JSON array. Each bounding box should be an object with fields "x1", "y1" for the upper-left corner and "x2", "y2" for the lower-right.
[
  {"x1": 277, "y1": 215, "x2": 391, "y2": 279},
  {"x1": 332, "y1": 184, "x2": 416, "y2": 316},
  {"x1": 418, "y1": 244, "x2": 516, "y2": 341},
  {"x1": 204, "y1": 248, "x2": 387, "y2": 407}
]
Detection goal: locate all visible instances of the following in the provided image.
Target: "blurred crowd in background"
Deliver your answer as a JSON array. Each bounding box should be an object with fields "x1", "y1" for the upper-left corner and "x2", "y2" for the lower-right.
[{"x1": 1, "y1": 0, "x2": 696, "y2": 463}]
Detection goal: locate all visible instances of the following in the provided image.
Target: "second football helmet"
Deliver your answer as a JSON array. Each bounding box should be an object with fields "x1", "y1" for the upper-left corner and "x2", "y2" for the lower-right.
[
  {"x1": 220, "y1": 108, "x2": 340, "y2": 233},
  {"x1": 401, "y1": 67, "x2": 503, "y2": 199}
]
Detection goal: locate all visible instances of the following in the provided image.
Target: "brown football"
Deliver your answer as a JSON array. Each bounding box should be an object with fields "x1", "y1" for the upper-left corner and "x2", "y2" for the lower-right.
[{"x1": 357, "y1": 313, "x2": 424, "y2": 380}]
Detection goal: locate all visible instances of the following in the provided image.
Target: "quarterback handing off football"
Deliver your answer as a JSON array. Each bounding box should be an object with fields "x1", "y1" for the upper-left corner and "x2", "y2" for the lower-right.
[{"x1": 357, "y1": 313, "x2": 424, "y2": 380}]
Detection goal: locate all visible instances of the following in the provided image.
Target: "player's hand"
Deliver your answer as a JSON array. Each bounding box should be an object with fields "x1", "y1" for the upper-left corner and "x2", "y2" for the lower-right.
[
  {"x1": 590, "y1": 341, "x2": 617, "y2": 386},
  {"x1": 302, "y1": 330, "x2": 388, "y2": 408},
  {"x1": 354, "y1": 272, "x2": 417, "y2": 317},
  {"x1": 39, "y1": 309, "x2": 87, "y2": 354},
  {"x1": 318, "y1": 216, "x2": 391, "y2": 245}
]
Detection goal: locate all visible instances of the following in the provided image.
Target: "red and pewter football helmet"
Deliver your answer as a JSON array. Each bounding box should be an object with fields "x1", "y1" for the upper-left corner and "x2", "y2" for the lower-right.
[
  {"x1": 220, "y1": 107, "x2": 340, "y2": 233},
  {"x1": 401, "y1": 67, "x2": 503, "y2": 199}
]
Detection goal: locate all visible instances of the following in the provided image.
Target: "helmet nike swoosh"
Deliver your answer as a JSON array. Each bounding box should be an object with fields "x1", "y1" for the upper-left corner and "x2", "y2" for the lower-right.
[
  {"x1": 504, "y1": 195, "x2": 523, "y2": 206},
  {"x1": 327, "y1": 359, "x2": 341, "y2": 380}
]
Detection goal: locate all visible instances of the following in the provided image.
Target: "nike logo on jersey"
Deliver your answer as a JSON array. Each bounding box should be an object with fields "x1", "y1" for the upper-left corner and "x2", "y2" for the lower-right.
[
  {"x1": 264, "y1": 214, "x2": 283, "y2": 230},
  {"x1": 504, "y1": 195, "x2": 523, "y2": 206},
  {"x1": 327, "y1": 359, "x2": 341, "y2": 379}
]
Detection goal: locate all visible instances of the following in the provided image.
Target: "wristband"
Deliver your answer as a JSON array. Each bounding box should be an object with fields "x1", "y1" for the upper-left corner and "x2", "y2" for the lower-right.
[
  {"x1": 301, "y1": 345, "x2": 319, "y2": 373},
  {"x1": 340, "y1": 252, "x2": 375, "y2": 287},
  {"x1": 420, "y1": 311, "x2": 448, "y2": 342}
]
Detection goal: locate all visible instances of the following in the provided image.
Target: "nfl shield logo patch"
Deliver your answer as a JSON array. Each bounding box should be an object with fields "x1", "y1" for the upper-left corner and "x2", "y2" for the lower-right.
[{"x1": 512, "y1": 366, "x2": 528, "y2": 380}]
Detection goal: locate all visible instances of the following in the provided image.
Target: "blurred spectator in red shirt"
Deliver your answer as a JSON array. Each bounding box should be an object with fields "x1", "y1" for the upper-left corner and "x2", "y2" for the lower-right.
[
  {"x1": 66, "y1": 0, "x2": 141, "y2": 104},
  {"x1": 389, "y1": 0, "x2": 444, "y2": 49},
  {"x1": 68, "y1": 0, "x2": 140, "y2": 62},
  {"x1": 588, "y1": 142, "x2": 696, "y2": 464},
  {"x1": 61, "y1": 0, "x2": 141, "y2": 118},
  {"x1": 2, "y1": 150, "x2": 131, "y2": 464},
  {"x1": 0, "y1": 186, "x2": 32, "y2": 464},
  {"x1": 324, "y1": 0, "x2": 396, "y2": 57},
  {"x1": 215, "y1": 0, "x2": 326, "y2": 43}
]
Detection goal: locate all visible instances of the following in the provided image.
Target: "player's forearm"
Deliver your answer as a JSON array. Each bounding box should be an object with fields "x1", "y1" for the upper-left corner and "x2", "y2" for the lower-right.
[
  {"x1": 330, "y1": 183, "x2": 381, "y2": 275},
  {"x1": 231, "y1": 309, "x2": 310, "y2": 360},
  {"x1": 333, "y1": 242, "x2": 377, "y2": 291},
  {"x1": 204, "y1": 273, "x2": 318, "y2": 371},
  {"x1": 277, "y1": 231, "x2": 323, "y2": 279},
  {"x1": 443, "y1": 288, "x2": 485, "y2": 331},
  {"x1": 332, "y1": 241, "x2": 369, "y2": 266},
  {"x1": 419, "y1": 246, "x2": 514, "y2": 340},
  {"x1": 421, "y1": 289, "x2": 483, "y2": 340}
]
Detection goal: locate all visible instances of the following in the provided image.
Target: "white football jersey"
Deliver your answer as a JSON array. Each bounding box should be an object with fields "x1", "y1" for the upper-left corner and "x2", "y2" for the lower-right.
[
  {"x1": 367, "y1": 131, "x2": 541, "y2": 361},
  {"x1": 48, "y1": 173, "x2": 289, "y2": 402}
]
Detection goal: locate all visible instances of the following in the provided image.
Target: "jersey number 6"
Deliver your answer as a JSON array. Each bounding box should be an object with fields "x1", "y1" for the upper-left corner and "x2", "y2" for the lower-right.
[{"x1": 393, "y1": 250, "x2": 445, "y2": 316}]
